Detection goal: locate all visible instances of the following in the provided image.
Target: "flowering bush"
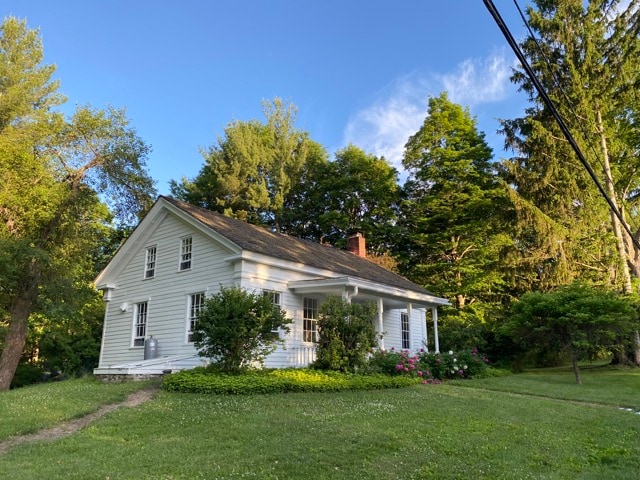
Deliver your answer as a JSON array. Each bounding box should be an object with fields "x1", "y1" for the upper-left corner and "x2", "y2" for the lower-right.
[
  {"x1": 366, "y1": 347, "x2": 490, "y2": 381},
  {"x1": 365, "y1": 348, "x2": 439, "y2": 384},
  {"x1": 417, "y1": 348, "x2": 489, "y2": 380}
]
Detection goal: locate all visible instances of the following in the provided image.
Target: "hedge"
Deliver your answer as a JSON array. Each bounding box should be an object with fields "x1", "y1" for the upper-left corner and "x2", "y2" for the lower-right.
[{"x1": 162, "y1": 368, "x2": 421, "y2": 395}]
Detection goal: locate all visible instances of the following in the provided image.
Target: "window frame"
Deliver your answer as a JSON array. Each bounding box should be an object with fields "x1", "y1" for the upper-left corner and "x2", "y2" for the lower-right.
[
  {"x1": 263, "y1": 290, "x2": 282, "y2": 333},
  {"x1": 144, "y1": 245, "x2": 157, "y2": 279},
  {"x1": 302, "y1": 297, "x2": 318, "y2": 343},
  {"x1": 179, "y1": 236, "x2": 192, "y2": 271},
  {"x1": 186, "y1": 292, "x2": 205, "y2": 343},
  {"x1": 132, "y1": 301, "x2": 148, "y2": 348},
  {"x1": 401, "y1": 312, "x2": 411, "y2": 350}
]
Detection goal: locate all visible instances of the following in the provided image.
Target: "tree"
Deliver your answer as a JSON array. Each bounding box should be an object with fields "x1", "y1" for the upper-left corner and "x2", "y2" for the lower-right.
[
  {"x1": 0, "y1": 18, "x2": 156, "y2": 390},
  {"x1": 191, "y1": 286, "x2": 291, "y2": 371},
  {"x1": 500, "y1": 0, "x2": 640, "y2": 363},
  {"x1": 313, "y1": 296, "x2": 378, "y2": 372},
  {"x1": 399, "y1": 92, "x2": 512, "y2": 309},
  {"x1": 506, "y1": 283, "x2": 637, "y2": 383},
  {"x1": 281, "y1": 144, "x2": 401, "y2": 252},
  {"x1": 170, "y1": 98, "x2": 319, "y2": 231}
]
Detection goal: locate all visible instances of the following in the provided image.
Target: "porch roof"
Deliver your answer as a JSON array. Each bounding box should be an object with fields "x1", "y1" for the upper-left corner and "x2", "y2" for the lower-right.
[{"x1": 288, "y1": 276, "x2": 450, "y2": 309}]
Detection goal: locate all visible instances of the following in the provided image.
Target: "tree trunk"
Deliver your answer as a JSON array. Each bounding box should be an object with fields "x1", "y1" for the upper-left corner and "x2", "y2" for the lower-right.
[
  {"x1": 596, "y1": 110, "x2": 633, "y2": 294},
  {"x1": 571, "y1": 352, "x2": 582, "y2": 385},
  {"x1": 0, "y1": 264, "x2": 40, "y2": 391}
]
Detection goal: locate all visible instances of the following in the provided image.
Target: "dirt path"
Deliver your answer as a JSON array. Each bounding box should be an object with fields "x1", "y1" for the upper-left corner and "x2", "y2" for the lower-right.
[{"x1": 0, "y1": 387, "x2": 158, "y2": 455}]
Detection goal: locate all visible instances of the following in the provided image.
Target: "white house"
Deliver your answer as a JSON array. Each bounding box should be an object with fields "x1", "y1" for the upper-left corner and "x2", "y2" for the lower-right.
[{"x1": 93, "y1": 196, "x2": 449, "y2": 378}]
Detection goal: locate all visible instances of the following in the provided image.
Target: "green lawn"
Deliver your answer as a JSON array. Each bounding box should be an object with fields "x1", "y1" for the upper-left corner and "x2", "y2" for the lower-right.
[
  {"x1": 0, "y1": 378, "x2": 153, "y2": 441},
  {"x1": 0, "y1": 370, "x2": 638, "y2": 479}
]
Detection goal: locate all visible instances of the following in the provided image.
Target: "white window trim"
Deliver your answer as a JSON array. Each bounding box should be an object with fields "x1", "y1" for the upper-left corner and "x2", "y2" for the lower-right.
[
  {"x1": 178, "y1": 236, "x2": 193, "y2": 271},
  {"x1": 263, "y1": 290, "x2": 282, "y2": 334},
  {"x1": 401, "y1": 312, "x2": 411, "y2": 350},
  {"x1": 144, "y1": 245, "x2": 157, "y2": 279},
  {"x1": 186, "y1": 292, "x2": 205, "y2": 344},
  {"x1": 302, "y1": 297, "x2": 318, "y2": 344},
  {"x1": 132, "y1": 301, "x2": 149, "y2": 348}
]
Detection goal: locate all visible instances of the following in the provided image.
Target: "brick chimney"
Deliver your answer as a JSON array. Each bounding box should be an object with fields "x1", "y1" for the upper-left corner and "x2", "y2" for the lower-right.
[{"x1": 346, "y1": 232, "x2": 366, "y2": 258}]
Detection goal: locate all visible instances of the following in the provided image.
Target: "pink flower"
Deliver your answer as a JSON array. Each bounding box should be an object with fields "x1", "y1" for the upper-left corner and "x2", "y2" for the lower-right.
[
  {"x1": 422, "y1": 379, "x2": 427, "y2": 384},
  {"x1": 395, "y1": 364, "x2": 403, "y2": 371},
  {"x1": 417, "y1": 371, "x2": 423, "y2": 377},
  {"x1": 404, "y1": 367, "x2": 409, "y2": 373}
]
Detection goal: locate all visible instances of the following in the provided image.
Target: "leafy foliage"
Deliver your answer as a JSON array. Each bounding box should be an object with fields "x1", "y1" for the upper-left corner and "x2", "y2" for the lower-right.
[
  {"x1": 191, "y1": 286, "x2": 291, "y2": 371},
  {"x1": 505, "y1": 283, "x2": 638, "y2": 383},
  {"x1": 313, "y1": 296, "x2": 378, "y2": 371},
  {"x1": 162, "y1": 367, "x2": 420, "y2": 394},
  {"x1": 171, "y1": 98, "x2": 320, "y2": 231},
  {"x1": 366, "y1": 348, "x2": 490, "y2": 380},
  {"x1": 0, "y1": 17, "x2": 156, "y2": 389},
  {"x1": 399, "y1": 92, "x2": 512, "y2": 309}
]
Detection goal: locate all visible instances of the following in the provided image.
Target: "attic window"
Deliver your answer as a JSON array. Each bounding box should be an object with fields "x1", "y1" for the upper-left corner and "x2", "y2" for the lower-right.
[
  {"x1": 144, "y1": 246, "x2": 156, "y2": 278},
  {"x1": 179, "y1": 236, "x2": 192, "y2": 271}
]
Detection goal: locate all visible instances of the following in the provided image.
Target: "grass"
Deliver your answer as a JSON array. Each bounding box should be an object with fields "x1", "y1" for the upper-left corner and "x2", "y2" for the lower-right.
[
  {"x1": 0, "y1": 369, "x2": 638, "y2": 479},
  {"x1": 0, "y1": 377, "x2": 154, "y2": 441},
  {"x1": 455, "y1": 365, "x2": 640, "y2": 409}
]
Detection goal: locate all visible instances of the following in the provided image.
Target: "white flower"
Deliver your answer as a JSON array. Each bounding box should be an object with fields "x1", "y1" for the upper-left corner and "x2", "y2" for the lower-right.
[
  {"x1": 448, "y1": 350, "x2": 454, "y2": 355},
  {"x1": 464, "y1": 365, "x2": 468, "y2": 369}
]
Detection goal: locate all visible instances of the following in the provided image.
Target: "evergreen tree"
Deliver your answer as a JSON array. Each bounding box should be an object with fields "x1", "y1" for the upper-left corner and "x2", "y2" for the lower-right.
[{"x1": 399, "y1": 93, "x2": 511, "y2": 309}]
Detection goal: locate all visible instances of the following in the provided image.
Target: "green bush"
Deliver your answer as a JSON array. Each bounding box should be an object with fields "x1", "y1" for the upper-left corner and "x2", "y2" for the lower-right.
[
  {"x1": 162, "y1": 367, "x2": 420, "y2": 395},
  {"x1": 365, "y1": 348, "x2": 492, "y2": 381},
  {"x1": 417, "y1": 348, "x2": 490, "y2": 380},
  {"x1": 313, "y1": 296, "x2": 378, "y2": 372},
  {"x1": 10, "y1": 362, "x2": 45, "y2": 389},
  {"x1": 192, "y1": 286, "x2": 291, "y2": 372}
]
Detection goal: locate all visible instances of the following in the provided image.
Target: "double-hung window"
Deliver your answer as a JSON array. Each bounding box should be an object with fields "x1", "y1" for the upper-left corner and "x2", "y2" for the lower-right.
[
  {"x1": 186, "y1": 292, "x2": 205, "y2": 343},
  {"x1": 179, "y1": 236, "x2": 192, "y2": 271},
  {"x1": 303, "y1": 297, "x2": 318, "y2": 343},
  {"x1": 401, "y1": 312, "x2": 410, "y2": 350},
  {"x1": 133, "y1": 301, "x2": 148, "y2": 347},
  {"x1": 263, "y1": 291, "x2": 282, "y2": 333},
  {"x1": 144, "y1": 246, "x2": 157, "y2": 278}
]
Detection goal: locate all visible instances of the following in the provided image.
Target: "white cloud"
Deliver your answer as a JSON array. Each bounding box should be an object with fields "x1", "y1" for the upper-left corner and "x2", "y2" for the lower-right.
[
  {"x1": 438, "y1": 53, "x2": 511, "y2": 106},
  {"x1": 343, "y1": 52, "x2": 512, "y2": 172}
]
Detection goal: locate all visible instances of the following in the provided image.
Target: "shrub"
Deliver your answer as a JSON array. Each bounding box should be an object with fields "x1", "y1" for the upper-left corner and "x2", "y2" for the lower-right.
[
  {"x1": 162, "y1": 367, "x2": 420, "y2": 395},
  {"x1": 313, "y1": 296, "x2": 378, "y2": 372},
  {"x1": 191, "y1": 286, "x2": 291, "y2": 372},
  {"x1": 366, "y1": 348, "x2": 491, "y2": 381},
  {"x1": 417, "y1": 348, "x2": 490, "y2": 380}
]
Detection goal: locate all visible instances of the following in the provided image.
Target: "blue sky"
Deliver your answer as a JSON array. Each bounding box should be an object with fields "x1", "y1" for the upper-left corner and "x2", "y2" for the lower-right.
[{"x1": 5, "y1": 1, "x2": 529, "y2": 194}]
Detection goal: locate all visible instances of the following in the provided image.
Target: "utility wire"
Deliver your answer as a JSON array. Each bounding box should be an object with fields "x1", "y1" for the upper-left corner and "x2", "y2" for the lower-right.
[{"x1": 483, "y1": 0, "x2": 640, "y2": 252}]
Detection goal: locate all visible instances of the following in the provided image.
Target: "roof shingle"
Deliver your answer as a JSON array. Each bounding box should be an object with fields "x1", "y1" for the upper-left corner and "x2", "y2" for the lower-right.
[{"x1": 162, "y1": 196, "x2": 434, "y2": 296}]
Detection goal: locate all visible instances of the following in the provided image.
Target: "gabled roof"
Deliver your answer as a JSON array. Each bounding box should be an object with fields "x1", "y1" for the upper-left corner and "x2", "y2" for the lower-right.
[{"x1": 161, "y1": 196, "x2": 438, "y2": 298}]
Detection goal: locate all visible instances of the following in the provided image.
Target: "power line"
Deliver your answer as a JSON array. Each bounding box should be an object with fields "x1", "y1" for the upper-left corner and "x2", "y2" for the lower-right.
[{"x1": 483, "y1": 0, "x2": 640, "y2": 252}]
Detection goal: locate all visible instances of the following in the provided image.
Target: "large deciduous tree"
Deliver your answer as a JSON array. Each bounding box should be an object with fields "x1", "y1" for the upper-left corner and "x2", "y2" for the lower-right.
[
  {"x1": 0, "y1": 17, "x2": 156, "y2": 390},
  {"x1": 281, "y1": 144, "x2": 401, "y2": 252},
  {"x1": 170, "y1": 98, "x2": 319, "y2": 231}
]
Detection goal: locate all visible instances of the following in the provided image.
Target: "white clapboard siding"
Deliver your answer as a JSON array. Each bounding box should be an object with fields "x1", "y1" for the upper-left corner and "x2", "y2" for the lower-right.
[{"x1": 99, "y1": 214, "x2": 235, "y2": 367}]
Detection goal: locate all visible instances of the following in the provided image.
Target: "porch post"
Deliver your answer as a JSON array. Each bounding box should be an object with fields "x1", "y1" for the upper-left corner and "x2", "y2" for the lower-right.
[
  {"x1": 377, "y1": 297, "x2": 385, "y2": 350},
  {"x1": 433, "y1": 306, "x2": 440, "y2": 353},
  {"x1": 421, "y1": 309, "x2": 428, "y2": 353}
]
